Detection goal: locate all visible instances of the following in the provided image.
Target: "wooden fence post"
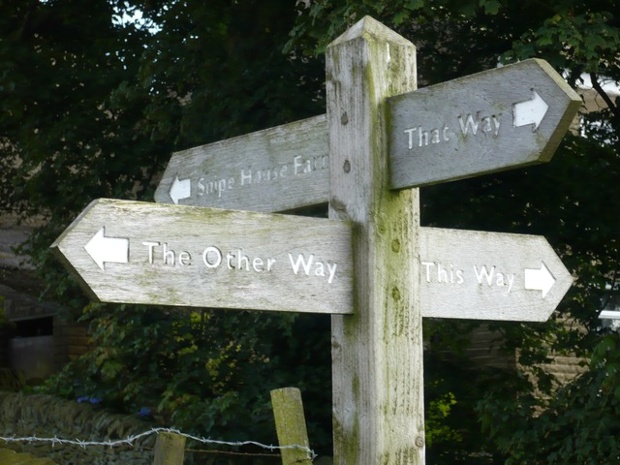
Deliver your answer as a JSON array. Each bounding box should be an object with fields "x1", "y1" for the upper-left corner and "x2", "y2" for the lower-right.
[
  {"x1": 326, "y1": 16, "x2": 425, "y2": 464},
  {"x1": 271, "y1": 387, "x2": 313, "y2": 465},
  {"x1": 153, "y1": 431, "x2": 186, "y2": 465}
]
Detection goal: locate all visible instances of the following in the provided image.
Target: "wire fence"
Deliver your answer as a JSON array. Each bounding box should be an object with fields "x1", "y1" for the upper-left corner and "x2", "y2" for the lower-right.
[{"x1": 0, "y1": 427, "x2": 317, "y2": 462}]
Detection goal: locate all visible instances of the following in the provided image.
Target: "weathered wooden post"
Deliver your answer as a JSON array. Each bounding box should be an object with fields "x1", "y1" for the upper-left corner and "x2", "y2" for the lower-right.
[
  {"x1": 153, "y1": 431, "x2": 186, "y2": 465},
  {"x1": 271, "y1": 387, "x2": 313, "y2": 465},
  {"x1": 326, "y1": 17, "x2": 424, "y2": 464}
]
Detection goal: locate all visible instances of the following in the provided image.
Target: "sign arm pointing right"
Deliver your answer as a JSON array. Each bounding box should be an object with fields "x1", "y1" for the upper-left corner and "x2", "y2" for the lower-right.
[{"x1": 388, "y1": 58, "x2": 582, "y2": 189}]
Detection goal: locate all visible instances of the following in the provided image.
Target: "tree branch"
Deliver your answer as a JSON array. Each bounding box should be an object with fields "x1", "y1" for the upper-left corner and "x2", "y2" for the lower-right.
[{"x1": 589, "y1": 72, "x2": 620, "y2": 120}]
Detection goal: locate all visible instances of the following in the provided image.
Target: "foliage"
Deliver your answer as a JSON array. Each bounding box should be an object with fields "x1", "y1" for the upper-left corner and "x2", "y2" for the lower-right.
[
  {"x1": 1, "y1": 0, "x2": 620, "y2": 462},
  {"x1": 478, "y1": 355, "x2": 620, "y2": 464},
  {"x1": 44, "y1": 303, "x2": 333, "y2": 450},
  {"x1": 289, "y1": 0, "x2": 620, "y2": 462},
  {"x1": 1, "y1": 0, "x2": 331, "y2": 454}
]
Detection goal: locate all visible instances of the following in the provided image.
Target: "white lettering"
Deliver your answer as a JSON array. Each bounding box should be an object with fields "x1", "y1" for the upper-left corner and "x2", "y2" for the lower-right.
[
  {"x1": 458, "y1": 113, "x2": 501, "y2": 137},
  {"x1": 288, "y1": 253, "x2": 337, "y2": 284},
  {"x1": 473, "y1": 265, "x2": 514, "y2": 293},
  {"x1": 179, "y1": 251, "x2": 192, "y2": 266},
  {"x1": 421, "y1": 261, "x2": 464, "y2": 284},
  {"x1": 196, "y1": 175, "x2": 235, "y2": 197},
  {"x1": 240, "y1": 164, "x2": 290, "y2": 185},
  {"x1": 326, "y1": 262, "x2": 337, "y2": 284},
  {"x1": 458, "y1": 114, "x2": 479, "y2": 136},
  {"x1": 143, "y1": 241, "x2": 193, "y2": 267},
  {"x1": 474, "y1": 264, "x2": 494, "y2": 285},
  {"x1": 143, "y1": 241, "x2": 160, "y2": 264},
  {"x1": 252, "y1": 257, "x2": 264, "y2": 272},
  {"x1": 293, "y1": 155, "x2": 303, "y2": 175},
  {"x1": 240, "y1": 168, "x2": 253, "y2": 186},
  {"x1": 421, "y1": 261, "x2": 435, "y2": 282},
  {"x1": 289, "y1": 253, "x2": 313, "y2": 276},
  {"x1": 314, "y1": 261, "x2": 325, "y2": 277},
  {"x1": 404, "y1": 125, "x2": 450, "y2": 149},
  {"x1": 202, "y1": 246, "x2": 222, "y2": 268},
  {"x1": 163, "y1": 242, "x2": 175, "y2": 266},
  {"x1": 292, "y1": 155, "x2": 328, "y2": 175},
  {"x1": 225, "y1": 249, "x2": 276, "y2": 272}
]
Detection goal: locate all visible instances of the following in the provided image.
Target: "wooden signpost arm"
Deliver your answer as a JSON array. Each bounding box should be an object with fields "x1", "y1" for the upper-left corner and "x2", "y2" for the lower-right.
[{"x1": 327, "y1": 17, "x2": 424, "y2": 464}]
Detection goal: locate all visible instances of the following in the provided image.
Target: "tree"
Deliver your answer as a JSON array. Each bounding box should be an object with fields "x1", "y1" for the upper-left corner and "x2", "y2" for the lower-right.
[
  {"x1": 1, "y1": 0, "x2": 332, "y2": 454},
  {"x1": 1, "y1": 0, "x2": 619, "y2": 462}
]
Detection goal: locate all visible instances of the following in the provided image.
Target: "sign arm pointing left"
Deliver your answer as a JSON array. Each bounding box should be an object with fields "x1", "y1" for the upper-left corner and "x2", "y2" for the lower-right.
[{"x1": 51, "y1": 198, "x2": 353, "y2": 314}]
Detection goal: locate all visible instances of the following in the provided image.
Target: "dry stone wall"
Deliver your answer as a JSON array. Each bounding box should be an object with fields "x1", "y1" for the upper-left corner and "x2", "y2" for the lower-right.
[
  {"x1": 0, "y1": 392, "x2": 156, "y2": 465},
  {"x1": 0, "y1": 447, "x2": 57, "y2": 464}
]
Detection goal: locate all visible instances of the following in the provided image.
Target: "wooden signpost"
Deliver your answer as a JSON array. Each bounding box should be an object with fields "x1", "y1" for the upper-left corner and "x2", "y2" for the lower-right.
[
  {"x1": 52, "y1": 15, "x2": 581, "y2": 465},
  {"x1": 51, "y1": 199, "x2": 352, "y2": 314},
  {"x1": 325, "y1": 18, "x2": 424, "y2": 464},
  {"x1": 388, "y1": 59, "x2": 582, "y2": 188},
  {"x1": 154, "y1": 115, "x2": 329, "y2": 212},
  {"x1": 154, "y1": 58, "x2": 580, "y2": 212},
  {"x1": 419, "y1": 227, "x2": 573, "y2": 321}
]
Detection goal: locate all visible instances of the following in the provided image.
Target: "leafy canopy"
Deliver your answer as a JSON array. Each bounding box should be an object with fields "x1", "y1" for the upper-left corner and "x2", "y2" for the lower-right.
[{"x1": 1, "y1": 0, "x2": 620, "y2": 462}]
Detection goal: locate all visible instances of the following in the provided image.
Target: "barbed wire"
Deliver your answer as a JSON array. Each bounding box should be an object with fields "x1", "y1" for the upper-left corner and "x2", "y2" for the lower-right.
[{"x1": 0, "y1": 427, "x2": 317, "y2": 460}]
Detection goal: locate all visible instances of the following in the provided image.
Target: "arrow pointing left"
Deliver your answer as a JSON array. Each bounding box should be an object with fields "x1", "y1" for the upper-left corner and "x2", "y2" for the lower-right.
[
  {"x1": 84, "y1": 227, "x2": 129, "y2": 270},
  {"x1": 169, "y1": 175, "x2": 191, "y2": 205}
]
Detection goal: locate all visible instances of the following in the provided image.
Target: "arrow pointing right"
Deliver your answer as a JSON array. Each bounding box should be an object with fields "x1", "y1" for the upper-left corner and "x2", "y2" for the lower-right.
[
  {"x1": 84, "y1": 227, "x2": 129, "y2": 271},
  {"x1": 524, "y1": 262, "x2": 556, "y2": 298},
  {"x1": 513, "y1": 90, "x2": 549, "y2": 131},
  {"x1": 169, "y1": 175, "x2": 191, "y2": 205}
]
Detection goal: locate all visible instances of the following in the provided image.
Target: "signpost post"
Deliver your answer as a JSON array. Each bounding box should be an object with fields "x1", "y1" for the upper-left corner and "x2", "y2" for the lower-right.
[
  {"x1": 52, "y1": 15, "x2": 581, "y2": 465},
  {"x1": 326, "y1": 17, "x2": 424, "y2": 464}
]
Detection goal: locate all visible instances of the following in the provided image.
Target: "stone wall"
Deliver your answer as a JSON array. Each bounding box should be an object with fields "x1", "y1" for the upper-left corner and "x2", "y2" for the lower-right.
[
  {"x1": 0, "y1": 392, "x2": 156, "y2": 465},
  {"x1": 0, "y1": 447, "x2": 57, "y2": 464}
]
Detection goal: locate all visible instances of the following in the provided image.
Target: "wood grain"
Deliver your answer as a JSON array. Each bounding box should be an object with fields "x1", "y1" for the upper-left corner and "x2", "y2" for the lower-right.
[
  {"x1": 419, "y1": 227, "x2": 574, "y2": 321},
  {"x1": 327, "y1": 16, "x2": 425, "y2": 465},
  {"x1": 155, "y1": 115, "x2": 329, "y2": 212},
  {"x1": 388, "y1": 58, "x2": 582, "y2": 188},
  {"x1": 51, "y1": 199, "x2": 353, "y2": 314}
]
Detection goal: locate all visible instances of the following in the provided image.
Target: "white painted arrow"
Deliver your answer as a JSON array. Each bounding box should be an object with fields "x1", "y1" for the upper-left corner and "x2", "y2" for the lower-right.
[
  {"x1": 169, "y1": 175, "x2": 191, "y2": 205},
  {"x1": 524, "y1": 262, "x2": 556, "y2": 298},
  {"x1": 513, "y1": 90, "x2": 549, "y2": 131},
  {"x1": 84, "y1": 227, "x2": 129, "y2": 271}
]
